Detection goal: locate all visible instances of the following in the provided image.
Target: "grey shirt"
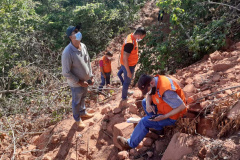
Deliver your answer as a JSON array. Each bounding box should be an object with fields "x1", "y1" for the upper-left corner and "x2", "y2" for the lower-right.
[{"x1": 62, "y1": 42, "x2": 93, "y2": 87}]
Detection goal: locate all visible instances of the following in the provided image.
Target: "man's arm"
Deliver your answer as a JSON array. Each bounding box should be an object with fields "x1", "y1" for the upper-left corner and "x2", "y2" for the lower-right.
[
  {"x1": 99, "y1": 60, "x2": 106, "y2": 78},
  {"x1": 84, "y1": 44, "x2": 93, "y2": 78},
  {"x1": 122, "y1": 43, "x2": 133, "y2": 78},
  {"x1": 100, "y1": 67, "x2": 106, "y2": 78},
  {"x1": 146, "y1": 94, "x2": 156, "y2": 114},
  {"x1": 151, "y1": 90, "x2": 186, "y2": 121},
  {"x1": 62, "y1": 51, "x2": 79, "y2": 84},
  {"x1": 151, "y1": 103, "x2": 186, "y2": 121},
  {"x1": 123, "y1": 51, "x2": 132, "y2": 78},
  {"x1": 163, "y1": 103, "x2": 186, "y2": 118}
]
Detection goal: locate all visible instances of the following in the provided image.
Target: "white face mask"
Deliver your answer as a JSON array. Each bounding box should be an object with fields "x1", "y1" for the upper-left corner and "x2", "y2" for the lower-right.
[
  {"x1": 75, "y1": 32, "x2": 82, "y2": 41},
  {"x1": 107, "y1": 56, "x2": 112, "y2": 60},
  {"x1": 136, "y1": 39, "x2": 142, "y2": 42}
]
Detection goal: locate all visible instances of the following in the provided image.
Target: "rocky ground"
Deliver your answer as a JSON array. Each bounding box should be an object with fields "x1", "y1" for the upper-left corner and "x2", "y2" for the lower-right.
[{"x1": 1, "y1": 0, "x2": 240, "y2": 160}]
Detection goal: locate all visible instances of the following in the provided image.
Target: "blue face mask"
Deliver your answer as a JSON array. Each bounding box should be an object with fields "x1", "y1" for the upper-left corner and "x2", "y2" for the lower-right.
[{"x1": 75, "y1": 32, "x2": 82, "y2": 41}]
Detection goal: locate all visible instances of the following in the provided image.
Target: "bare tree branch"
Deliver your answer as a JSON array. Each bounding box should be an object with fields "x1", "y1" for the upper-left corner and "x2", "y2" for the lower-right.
[
  {"x1": 190, "y1": 85, "x2": 240, "y2": 105},
  {"x1": 0, "y1": 85, "x2": 69, "y2": 94},
  {"x1": 207, "y1": 0, "x2": 240, "y2": 12},
  {"x1": 5, "y1": 117, "x2": 16, "y2": 160},
  {"x1": 180, "y1": 23, "x2": 190, "y2": 39}
]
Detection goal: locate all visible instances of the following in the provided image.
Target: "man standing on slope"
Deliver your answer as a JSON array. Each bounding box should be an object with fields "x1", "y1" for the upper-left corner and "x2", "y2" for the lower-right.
[
  {"x1": 62, "y1": 26, "x2": 94, "y2": 128},
  {"x1": 117, "y1": 74, "x2": 187, "y2": 150},
  {"x1": 99, "y1": 51, "x2": 113, "y2": 91},
  {"x1": 119, "y1": 27, "x2": 146, "y2": 106}
]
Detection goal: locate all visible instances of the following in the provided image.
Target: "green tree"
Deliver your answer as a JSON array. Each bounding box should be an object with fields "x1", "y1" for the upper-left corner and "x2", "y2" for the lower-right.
[
  {"x1": 0, "y1": 0, "x2": 42, "y2": 89},
  {"x1": 135, "y1": 0, "x2": 239, "y2": 83}
]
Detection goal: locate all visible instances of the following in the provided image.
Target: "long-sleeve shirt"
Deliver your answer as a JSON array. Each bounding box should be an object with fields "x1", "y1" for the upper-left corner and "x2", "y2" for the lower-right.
[{"x1": 61, "y1": 42, "x2": 93, "y2": 87}]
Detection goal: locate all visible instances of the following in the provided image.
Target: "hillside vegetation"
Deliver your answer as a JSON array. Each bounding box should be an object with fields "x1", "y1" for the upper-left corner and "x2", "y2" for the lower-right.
[
  {"x1": 0, "y1": 0, "x2": 239, "y2": 159},
  {"x1": 0, "y1": 0, "x2": 146, "y2": 117},
  {"x1": 136, "y1": 0, "x2": 240, "y2": 81}
]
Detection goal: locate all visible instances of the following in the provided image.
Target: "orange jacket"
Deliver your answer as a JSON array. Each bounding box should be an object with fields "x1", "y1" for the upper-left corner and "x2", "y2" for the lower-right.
[
  {"x1": 100, "y1": 56, "x2": 111, "y2": 73},
  {"x1": 120, "y1": 33, "x2": 138, "y2": 66},
  {"x1": 151, "y1": 75, "x2": 187, "y2": 120}
]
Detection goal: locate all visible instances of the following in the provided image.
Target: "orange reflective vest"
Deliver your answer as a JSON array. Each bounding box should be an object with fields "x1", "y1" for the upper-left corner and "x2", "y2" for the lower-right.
[
  {"x1": 101, "y1": 56, "x2": 111, "y2": 73},
  {"x1": 151, "y1": 75, "x2": 187, "y2": 120},
  {"x1": 120, "y1": 33, "x2": 138, "y2": 66}
]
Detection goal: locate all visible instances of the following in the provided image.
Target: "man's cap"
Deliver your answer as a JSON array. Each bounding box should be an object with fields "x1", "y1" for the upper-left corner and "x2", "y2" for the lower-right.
[
  {"x1": 66, "y1": 26, "x2": 76, "y2": 37},
  {"x1": 137, "y1": 74, "x2": 153, "y2": 95},
  {"x1": 106, "y1": 51, "x2": 113, "y2": 57}
]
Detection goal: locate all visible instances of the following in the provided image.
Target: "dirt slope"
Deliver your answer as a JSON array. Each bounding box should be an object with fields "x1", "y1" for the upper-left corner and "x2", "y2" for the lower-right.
[
  {"x1": 26, "y1": 41, "x2": 239, "y2": 160},
  {"x1": 1, "y1": 0, "x2": 240, "y2": 160}
]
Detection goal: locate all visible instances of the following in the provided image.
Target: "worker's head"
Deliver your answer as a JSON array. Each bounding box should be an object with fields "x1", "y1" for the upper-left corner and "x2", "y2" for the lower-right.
[
  {"x1": 105, "y1": 51, "x2": 113, "y2": 60},
  {"x1": 137, "y1": 74, "x2": 156, "y2": 95},
  {"x1": 133, "y1": 27, "x2": 146, "y2": 42},
  {"x1": 66, "y1": 26, "x2": 82, "y2": 46}
]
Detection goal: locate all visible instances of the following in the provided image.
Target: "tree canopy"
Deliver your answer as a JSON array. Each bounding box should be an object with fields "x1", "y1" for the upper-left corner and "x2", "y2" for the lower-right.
[{"x1": 135, "y1": 0, "x2": 239, "y2": 81}]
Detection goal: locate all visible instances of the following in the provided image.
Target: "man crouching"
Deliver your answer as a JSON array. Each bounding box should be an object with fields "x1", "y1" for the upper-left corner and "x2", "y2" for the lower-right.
[{"x1": 117, "y1": 74, "x2": 187, "y2": 149}]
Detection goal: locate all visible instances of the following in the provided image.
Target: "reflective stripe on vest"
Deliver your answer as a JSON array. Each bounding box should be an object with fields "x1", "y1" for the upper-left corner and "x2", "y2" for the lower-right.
[
  {"x1": 151, "y1": 75, "x2": 187, "y2": 120},
  {"x1": 120, "y1": 33, "x2": 138, "y2": 66}
]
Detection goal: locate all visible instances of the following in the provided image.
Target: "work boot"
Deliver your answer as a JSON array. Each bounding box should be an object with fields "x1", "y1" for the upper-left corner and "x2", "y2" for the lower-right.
[
  {"x1": 81, "y1": 112, "x2": 94, "y2": 118},
  {"x1": 117, "y1": 136, "x2": 132, "y2": 150},
  {"x1": 149, "y1": 128, "x2": 164, "y2": 135},
  {"x1": 119, "y1": 99, "x2": 128, "y2": 108},
  {"x1": 127, "y1": 91, "x2": 134, "y2": 96},
  {"x1": 76, "y1": 120, "x2": 86, "y2": 128}
]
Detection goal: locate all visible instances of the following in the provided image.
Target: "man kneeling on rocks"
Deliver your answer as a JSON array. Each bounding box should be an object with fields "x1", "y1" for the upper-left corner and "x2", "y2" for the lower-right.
[{"x1": 117, "y1": 74, "x2": 187, "y2": 150}]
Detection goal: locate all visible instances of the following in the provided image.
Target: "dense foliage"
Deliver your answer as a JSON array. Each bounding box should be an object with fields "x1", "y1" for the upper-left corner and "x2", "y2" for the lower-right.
[
  {"x1": 1, "y1": 0, "x2": 239, "y2": 117},
  {"x1": 0, "y1": 0, "x2": 41, "y2": 79},
  {"x1": 0, "y1": 1, "x2": 239, "y2": 158},
  {"x1": 0, "y1": 0, "x2": 145, "y2": 117},
  {"x1": 34, "y1": 0, "x2": 145, "y2": 56},
  {"x1": 135, "y1": 0, "x2": 240, "y2": 81}
]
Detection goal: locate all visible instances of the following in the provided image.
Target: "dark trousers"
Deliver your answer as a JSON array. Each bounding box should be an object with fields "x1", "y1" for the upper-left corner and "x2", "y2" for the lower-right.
[{"x1": 99, "y1": 72, "x2": 111, "y2": 90}]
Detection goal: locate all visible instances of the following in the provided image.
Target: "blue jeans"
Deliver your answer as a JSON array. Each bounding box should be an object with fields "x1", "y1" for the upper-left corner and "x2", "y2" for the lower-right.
[
  {"x1": 127, "y1": 98, "x2": 176, "y2": 148},
  {"x1": 117, "y1": 68, "x2": 124, "y2": 85},
  {"x1": 99, "y1": 72, "x2": 111, "y2": 89},
  {"x1": 70, "y1": 86, "x2": 88, "y2": 121},
  {"x1": 121, "y1": 65, "x2": 136, "y2": 100}
]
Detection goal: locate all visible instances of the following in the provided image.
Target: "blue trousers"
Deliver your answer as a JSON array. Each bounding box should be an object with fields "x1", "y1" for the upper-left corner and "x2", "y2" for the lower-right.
[
  {"x1": 127, "y1": 98, "x2": 176, "y2": 148},
  {"x1": 117, "y1": 68, "x2": 124, "y2": 85},
  {"x1": 121, "y1": 65, "x2": 136, "y2": 100},
  {"x1": 99, "y1": 72, "x2": 111, "y2": 89},
  {"x1": 70, "y1": 86, "x2": 87, "y2": 121}
]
